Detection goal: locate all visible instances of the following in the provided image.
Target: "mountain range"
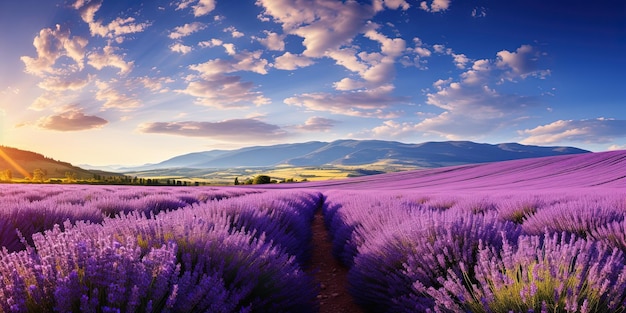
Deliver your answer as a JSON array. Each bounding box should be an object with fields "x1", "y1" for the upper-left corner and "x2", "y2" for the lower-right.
[{"x1": 97, "y1": 140, "x2": 590, "y2": 172}]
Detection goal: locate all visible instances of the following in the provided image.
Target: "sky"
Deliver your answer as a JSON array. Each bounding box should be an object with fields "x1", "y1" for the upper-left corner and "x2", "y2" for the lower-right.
[{"x1": 0, "y1": 0, "x2": 625, "y2": 166}]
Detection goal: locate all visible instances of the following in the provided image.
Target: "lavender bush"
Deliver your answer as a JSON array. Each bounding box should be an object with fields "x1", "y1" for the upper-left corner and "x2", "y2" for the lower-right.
[{"x1": 426, "y1": 232, "x2": 626, "y2": 313}]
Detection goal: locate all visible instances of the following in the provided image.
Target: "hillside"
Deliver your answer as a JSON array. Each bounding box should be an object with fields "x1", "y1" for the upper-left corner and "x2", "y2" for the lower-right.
[
  {"x1": 115, "y1": 140, "x2": 589, "y2": 171},
  {"x1": 280, "y1": 149, "x2": 626, "y2": 191},
  {"x1": 0, "y1": 146, "x2": 122, "y2": 181}
]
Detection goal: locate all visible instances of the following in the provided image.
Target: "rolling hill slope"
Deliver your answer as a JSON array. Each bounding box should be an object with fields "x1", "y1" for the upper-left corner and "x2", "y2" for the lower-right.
[
  {"x1": 264, "y1": 150, "x2": 626, "y2": 191},
  {"x1": 0, "y1": 146, "x2": 122, "y2": 180}
]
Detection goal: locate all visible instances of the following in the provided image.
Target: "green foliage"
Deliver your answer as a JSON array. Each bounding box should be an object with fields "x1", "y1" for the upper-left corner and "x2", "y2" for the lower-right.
[{"x1": 252, "y1": 175, "x2": 272, "y2": 184}]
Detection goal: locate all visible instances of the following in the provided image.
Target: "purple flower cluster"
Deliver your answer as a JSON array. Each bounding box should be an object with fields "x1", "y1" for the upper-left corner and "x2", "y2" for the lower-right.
[
  {"x1": 0, "y1": 185, "x2": 257, "y2": 252},
  {"x1": 322, "y1": 189, "x2": 626, "y2": 312},
  {"x1": 427, "y1": 232, "x2": 626, "y2": 313},
  {"x1": 0, "y1": 186, "x2": 320, "y2": 312}
]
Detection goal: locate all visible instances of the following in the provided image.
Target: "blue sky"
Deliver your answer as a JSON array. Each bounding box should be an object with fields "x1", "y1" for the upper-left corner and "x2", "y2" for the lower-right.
[{"x1": 0, "y1": 0, "x2": 624, "y2": 166}]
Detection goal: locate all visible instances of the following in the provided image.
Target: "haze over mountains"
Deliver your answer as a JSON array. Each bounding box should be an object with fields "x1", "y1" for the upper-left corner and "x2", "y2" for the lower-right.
[{"x1": 89, "y1": 140, "x2": 590, "y2": 172}]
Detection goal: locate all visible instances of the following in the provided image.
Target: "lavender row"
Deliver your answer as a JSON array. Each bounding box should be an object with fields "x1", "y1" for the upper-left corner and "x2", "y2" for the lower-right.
[
  {"x1": 0, "y1": 184, "x2": 259, "y2": 252},
  {"x1": 322, "y1": 190, "x2": 626, "y2": 312},
  {"x1": 0, "y1": 189, "x2": 321, "y2": 312}
]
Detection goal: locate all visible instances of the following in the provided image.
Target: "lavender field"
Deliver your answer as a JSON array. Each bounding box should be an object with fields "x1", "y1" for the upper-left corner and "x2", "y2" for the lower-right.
[{"x1": 1, "y1": 150, "x2": 626, "y2": 312}]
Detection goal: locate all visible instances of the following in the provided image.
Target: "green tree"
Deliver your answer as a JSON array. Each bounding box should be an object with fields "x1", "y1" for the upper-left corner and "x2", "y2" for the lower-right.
[
  {"x1": 252, "y1": 175, "x2": 272, "y2": 184},
  {"x1": 234, "y1": 177, "x2": 240, "y2": 185},
  {"x1": 32, "y1": 168, "x2": 46, "y2": 182}
]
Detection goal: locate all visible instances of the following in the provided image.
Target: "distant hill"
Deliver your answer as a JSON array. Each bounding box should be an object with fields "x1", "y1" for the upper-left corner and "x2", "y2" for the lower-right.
[
  {"x1": 0, "y1": 146, "x2": 122, "y2": 180},
  {"x1": 117, "y1": 140, "x2": 589, "y2": 172},
  {"x1": 284, "y1": 149, "x2": 626, "y2": 191}
]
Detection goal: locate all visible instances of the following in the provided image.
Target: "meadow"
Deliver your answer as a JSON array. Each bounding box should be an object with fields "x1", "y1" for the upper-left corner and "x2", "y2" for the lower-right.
[{"x1": 1, "y1": 150, "x2": 625, "y2": 312}]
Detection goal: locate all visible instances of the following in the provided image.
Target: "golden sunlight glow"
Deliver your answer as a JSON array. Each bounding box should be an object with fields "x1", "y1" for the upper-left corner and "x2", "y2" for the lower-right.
[{"x1": 0, "y1": 147, "x2": 32, "y2": 179}]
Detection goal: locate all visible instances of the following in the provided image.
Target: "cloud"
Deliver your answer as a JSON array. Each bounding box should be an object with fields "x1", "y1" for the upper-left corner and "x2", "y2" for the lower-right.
[
  {"x1": 174, "y1": 0, "x2": 216, "y2": 17},
  {"x1": 274, "y1": 52, "x2": 314, "y2": 70},
  {"x1": 256, "y1": 0, "x2": 375, "y2": 58},
  {"x1": 87, "y1": 45, "x2": 134, "y2": 75},
  {"x1": 37, "y1": 74, "x2": 92, "y2": 91},
  {"x1": 496, "y1": 45, "x2": 551, "y2": 80},
  {"x1": 223, "y1": 26, "x2": 245, "y2": 38},
  {"x1": 20, "y1": 24, "x2": 88, "y2": 76},
  {"x1": 178, "y1": 74, "x2": 270, "y2": 109},
  {"x1": 95, "y1": 80, "x2": 141, "y2": 111},
  {"x1": 37, "y1": 108, "x2": 107, "y2": 131},
  {"x1": 73, "y1": 0, "x2": 151, "y2": 42},
  {"x1": 285, "y1": 85, "x2": 404, "y2": 118},
  {"x1": 169, "y1": 22, "x2": 206, "y2": 39},
  {"x1": 375, "y1": 0, "x2": 410, "y2": 11},
  {"x1": 411, "y1": 44, "x2": 549, "y2": 139},
  {"x1": 520, "y1": 118, "x2": 626, "y2": 145},
  {"x1": 170, "y1": 43, "x2": 193, "y2": 54},
  {"x1": 297, "y1": 117, "x2": 338, "y2": 131},
  {"x1": 608, "y1": 144, "x2": 626, "y2": 151},
  {"x1": 419, "y1": 0, "x2": 451, "y2": 12},
  {"x1": 432, "y1": 45, "x2": 470, "y2": 69},
  {"x1": 189, "y1": 50, "x2": 269, "y2": 75},
  {"x1": 138, "y1": 119, "x2": 287, "y2": 140},
  {"x1": 254, "y1": 31, "x2": 285, "y2": 51},
  {"x1": 472, "y1": 7, "x2": 487, "y2": 18}
]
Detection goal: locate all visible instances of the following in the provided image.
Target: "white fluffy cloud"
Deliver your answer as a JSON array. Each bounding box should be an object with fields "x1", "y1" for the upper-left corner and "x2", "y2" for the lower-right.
[
  {"x1": 87, "y1": 45, "x2": 134, "y2": 75},
  {"x1": 419, "y1": 0, "x2": 451, "y2": 12},
  {"x1": 297, "y1": 116, "x2": 338, "y2": 131},
  {"x1": 497, "y1": 45, "x2": 551, "y2": 80},
  {"x1": 285, "y1": 85, "x2": 404, "y2": 118},
  {"x1": 20, "y1": 25, "x2": 88, "y2": 76},
  {"x1": 37, "y1": 107, "x2": 107, "y2": 131},
  {"x1": 520, "y1": 118, "x2": 626, "y2": 145},
  {"x1": 254, "y1": 31, "x2": 285, "y2": 51},
  {"x1": 73, "y1": 0, "x2": 150, "y2": 42},
  {"x1": 174, "y1": 0, "x2": 216, "y2": 17},
  {"x1": 169, "y1": 22, "x2": 206, "y2": 39},
  {"x1": 95, "y1": 80, "x2": 141, "y2": 111},
  {"x1": 274, "y1": 52, "x2": 314, "y2": 70},
  {"x1": 189, "y1": 50, "x2": 269, "y2": 75},
  {"x1": 139, "y1": 118, "x2": 287, "y2": 140},
  {"x1": 178, "y1": 74, "x2": 270, "y2": 109},
  {"x1": 170, "y1": 43, "x2": 193, "y2": 54}
]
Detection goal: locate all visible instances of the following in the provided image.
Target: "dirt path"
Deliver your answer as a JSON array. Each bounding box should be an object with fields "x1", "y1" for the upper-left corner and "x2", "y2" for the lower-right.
[{"x1": 309, "y1": 208, "x2": 364, "y2": 313}]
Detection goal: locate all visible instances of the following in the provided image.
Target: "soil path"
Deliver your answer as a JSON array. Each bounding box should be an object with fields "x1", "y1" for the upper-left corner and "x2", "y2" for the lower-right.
[{"x1": 308, "y1": 208, "x2": 364, "y2": 313}]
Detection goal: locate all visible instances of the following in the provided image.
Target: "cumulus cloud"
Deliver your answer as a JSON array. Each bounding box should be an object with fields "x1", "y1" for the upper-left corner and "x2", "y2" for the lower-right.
[
  {"x1": 178, "y1": 74, "x2": 270, "y2": 109},
  {"x1": 256, "y1": 0, "x2": 375, "y2": 58},
  {"x1": 254, "y1": 31, "x2": 285, "y2": 51},
  {"x1": 223, "y1": 26, "x2": 245, "y2": 38},
  {"x1": 138, "y1": 118, "x2": 287, "y2": 140},
  {"x1": 297, "y1": 116, "x2": 338, "y2": 131},
  {"x1": 170, "y1": 43, "x2": 193, "y2": 54},
  {"x1": 169, "y1": 22, "x2": 206, "y2": 39},
  {"x1": 95, "y1": 80, "x2": 141, "y2": 111},
  {"x1": 496, "y1": 45, "x2": 550, "y2": 80},
  {"x1": 520, "y1": 118, "x2": 626, "y2": 145},
  {"x1": 285, "y1": 85, "x2": 404, "y2": 118},
  {"x1": 37, "y1": 74, "x2": 92, "y2": 91},
  {"x1": 419, "y1": 0, "x2": 451, "y2": 12},
  {"x1": 37, "y1": 107, "x2": 107, "y2": 131},
  {"x1": 174, "y1": 0, "x2": 216, "y2": 17},
  {"x1": 189, "y1": 50, "x2": 269, "y2": 75},
  {"x1": 73, "y1": 0, "x2": 150, "y2": 42},
  {"x1": 87, "y1": 45, "x2": 134, "y2": 74},
  {"x1": 20, "y1": 24, "x2": 88, "y2": 76},
  {"x1": 274, "y1": 52, "x2": 314, "y2": 70},
  {"x1": 412, "y1": 44, "x2": 549, "y2": 139}
]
